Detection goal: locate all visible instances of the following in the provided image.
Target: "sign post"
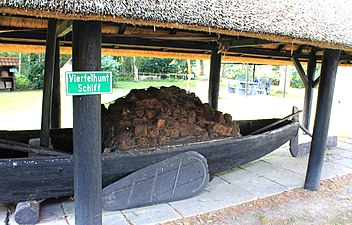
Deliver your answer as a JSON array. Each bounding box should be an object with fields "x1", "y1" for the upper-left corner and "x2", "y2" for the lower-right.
[{"x1": 65, "y1": 71, "x2": 112, "y2": 95}]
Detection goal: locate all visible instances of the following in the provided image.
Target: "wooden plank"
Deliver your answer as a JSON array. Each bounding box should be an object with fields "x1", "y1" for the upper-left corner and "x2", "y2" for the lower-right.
[
  {"x1": 0, "y1": 139, "x2": 70, "y2": 156},
  {"x1": 72, "y1": 20, "x2": 102, "y2": 225}
]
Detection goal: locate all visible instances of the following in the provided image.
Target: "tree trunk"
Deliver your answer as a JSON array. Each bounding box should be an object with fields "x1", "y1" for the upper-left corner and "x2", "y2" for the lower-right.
[
  {"x1": 133, "y1": 57, "x2": 139, "y2": 82},
  {"x1": 277, "y1": 66, "x2": 290, "y2": 94}
]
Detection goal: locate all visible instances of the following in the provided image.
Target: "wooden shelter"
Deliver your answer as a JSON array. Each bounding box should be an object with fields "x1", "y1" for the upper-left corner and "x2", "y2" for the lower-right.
[
  {"x1": 0, "y1": 56, "x2": 18, "y2": 91},
  {"x1": 1, "y1": 1, "x2": 352, "y2": 224}
]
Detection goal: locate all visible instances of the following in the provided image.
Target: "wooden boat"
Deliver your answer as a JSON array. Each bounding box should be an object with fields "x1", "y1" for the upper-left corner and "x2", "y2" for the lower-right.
[{"x1": 0, "y1": 118, "x2": 299, "y2": 204}]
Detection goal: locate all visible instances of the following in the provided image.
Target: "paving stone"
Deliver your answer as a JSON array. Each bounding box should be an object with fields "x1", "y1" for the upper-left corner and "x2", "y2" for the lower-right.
[
  {"x1": 0, "y1": 205, "x2": 8, "y2": 224},
  {"x1": 336, "y1": 142, "x2": 352, "y2": 151},
  {"x1": 38, "y1": 219, "x2": 69, "y2": 225},
  {"x1": 264, "y1": 156, "x2": 309, "y2": 176},
  {"x1": 260, "y1": 147, "x2": 292, "y2": 160},
  {"x1": 37, "y1": 198, "x2": 66, "y2": 224},
  {"x1": 262, "y1": 169, "x2": 305, "y2": 189},
  {"x1": 103, "y1": 211, "x2": 129, "y2": 225},
  {"x1": 167, "y1": 177, "x2": 230, "y2": 217},
  {"x1": 203, "y1": 177, "x2": 256, "y2": 208},
  {"x1": 217, "y1": 167, "x2": 256, "y2": 183},
  {"x1": 329, "y1": 157, "x2": 352, "y2": 169},
  {"x1": 168, "y1": 190, "x2": 223, "y2": 218},
  {"x1": 321, "y1": 161, "x2": 352, "y2": 180},
  {"x1": 123, "y1": 203, "x2": 181, "y2": 225},
  {"x1": 239, "y1": 160, "x2": 281, "y2": 176},
  {"x1": 327, "y1": 147, "x2": 352, "y2": 159},
  {"x1": 60, "y1": 198, "x2": 74, "y2": 225},
  {"x1": 232, "y1": 173, "x2": 288, "y2": 198}
]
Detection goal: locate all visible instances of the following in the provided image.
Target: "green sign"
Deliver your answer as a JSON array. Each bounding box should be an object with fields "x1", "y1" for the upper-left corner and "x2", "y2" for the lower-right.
[{"x1": 65, "y1": 71, "x2": 112, "y2": 95}]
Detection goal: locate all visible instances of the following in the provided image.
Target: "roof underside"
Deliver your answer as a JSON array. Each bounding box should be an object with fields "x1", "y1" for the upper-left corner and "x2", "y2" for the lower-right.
[{"x1": 0, "y1": 1, "x2": 352, "y2": 65}]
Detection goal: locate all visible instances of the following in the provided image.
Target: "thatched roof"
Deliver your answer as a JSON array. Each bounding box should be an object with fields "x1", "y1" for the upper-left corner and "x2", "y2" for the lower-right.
[
  {"x1": 1, "y1": 0, "x2": 352, "y2": 51},
  {"x1": 1, "y1": 1, "x2": 352, "y2": 66}
]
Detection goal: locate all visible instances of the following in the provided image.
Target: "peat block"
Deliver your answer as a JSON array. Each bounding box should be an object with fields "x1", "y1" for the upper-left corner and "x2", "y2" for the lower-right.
[{"x1": 102, "y1": 86, "x2": 240, "y2": 151}]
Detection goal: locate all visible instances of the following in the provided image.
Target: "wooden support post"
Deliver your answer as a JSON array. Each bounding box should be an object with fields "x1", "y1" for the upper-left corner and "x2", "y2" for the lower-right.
[
  {"x1": 51, "y1": 40, "x2": 61, "y2": 128},
  {"x1": 304, "y1": 49, "x2": 340, "y2": 191},
  {"x1": 302, "y1": 49, "x2": 317, "y2": 130},
  {"x1": 40, "y1": 19, "x2": 57, "y2": 147},
  {"x1": 72, "y1": 21, "x2": 102, "y2": 225},
  {"x1": 208, "y1": 49, "x2": 221, "y2": 110}
]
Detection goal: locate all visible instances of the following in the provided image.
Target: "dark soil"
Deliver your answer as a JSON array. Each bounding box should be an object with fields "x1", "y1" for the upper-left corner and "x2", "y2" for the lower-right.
[
  {"x1": 102, "y1": 86, "x2": 240, "y2": 151},
  {"x1": 163, "y1": 173, "x2": 352, "y2": 225}
]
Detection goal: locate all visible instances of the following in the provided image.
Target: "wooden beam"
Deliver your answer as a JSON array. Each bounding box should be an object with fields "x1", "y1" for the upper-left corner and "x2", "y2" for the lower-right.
[
  {"x1": 169, "y1": 28, "x2": 178, "y2": 35},
  {"x1": 295, "y1": 45, "x2": 305, "y2": 54},
  {"x1": 57, "y1": 20, "x2": 72, "y2": 37},
  {"x1": 229, "y1": 38, "x2": 282, "y2": 48},
  {"x1": 102, "y1": 36, "x2": 216, "y2": 51},
  {"x1": 304, "y1": 49, "x2": 340, "y2": 191},
  {"x1": 40, "y1": 19, "x2": 57, "y2": 147},
  {"x1": 229, "y1": 47, "x2": 292, "y2": 59},
  {"x1": 72, "y1": 20, "x2": 102, "y2": 225},
  {"x1": 276, "y1": 44, "x2": 286, "y2": 52},
  {"x1": 291, "y1": 56, "x2": 309, "y2": 87}
]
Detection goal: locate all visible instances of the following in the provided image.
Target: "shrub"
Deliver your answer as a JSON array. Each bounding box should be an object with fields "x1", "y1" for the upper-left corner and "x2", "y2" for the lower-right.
[{"x1": 15, "y1": 75, "x2": 32, "y2": 90}]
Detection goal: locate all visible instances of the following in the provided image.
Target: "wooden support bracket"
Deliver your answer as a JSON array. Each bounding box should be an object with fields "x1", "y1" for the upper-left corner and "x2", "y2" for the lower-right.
[{"x1": 291, "y1": 56, "x2": 309, "y2": 87}]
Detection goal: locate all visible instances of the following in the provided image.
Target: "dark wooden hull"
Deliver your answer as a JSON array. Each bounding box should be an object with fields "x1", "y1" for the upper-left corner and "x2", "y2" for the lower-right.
[{"x1": 0, "y1": 119, "x2": 298, "y2": 203}]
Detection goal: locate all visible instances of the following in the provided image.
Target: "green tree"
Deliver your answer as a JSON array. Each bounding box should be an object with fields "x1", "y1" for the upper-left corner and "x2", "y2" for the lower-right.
[
  {"x1": 20, "y1": 53, "x2": 45, "y2": 89},
  {"x1": 101, "y1": 56, "x2": 121, "y2": 85},
  {"x1": 137, "y1": 57, "x2": 187, "y2": 74},
  {"x1": 290, "y1": 69, "x2": 305, "y2": 88}
]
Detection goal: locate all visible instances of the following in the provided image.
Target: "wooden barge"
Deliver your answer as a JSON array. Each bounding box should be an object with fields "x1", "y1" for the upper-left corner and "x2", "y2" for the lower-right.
[{"x1": 0, "y1": 118, "x2": 299, "y2": 204}]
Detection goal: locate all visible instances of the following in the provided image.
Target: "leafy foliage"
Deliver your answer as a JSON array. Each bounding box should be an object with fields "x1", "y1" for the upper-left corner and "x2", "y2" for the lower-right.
[
  {"x1": 15, "y1": 75, "x2": 31, "y2": 90},
  {"x1": 21, "y1": 53, "x2": 45, "y2": 89},
  {"x1": 101, "y1": 56, "x2": 122, "y2": 85},
  {"x1": 138, "y1": 58, "x2": 180, "y2": 74},
  {"x1": 290, "y1": 70, "x2": 305, "y2": 88}
]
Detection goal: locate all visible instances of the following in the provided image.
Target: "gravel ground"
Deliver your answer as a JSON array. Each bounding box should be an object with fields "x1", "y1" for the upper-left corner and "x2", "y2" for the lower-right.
[{"x1": 163, "y1": 173, "x2": 352, "y2": 225}]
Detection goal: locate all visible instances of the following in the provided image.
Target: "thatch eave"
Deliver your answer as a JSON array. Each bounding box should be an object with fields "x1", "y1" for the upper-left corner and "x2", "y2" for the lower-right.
[{"x1": 1, "y1": 0, "x2": 352, "y2": 52}]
